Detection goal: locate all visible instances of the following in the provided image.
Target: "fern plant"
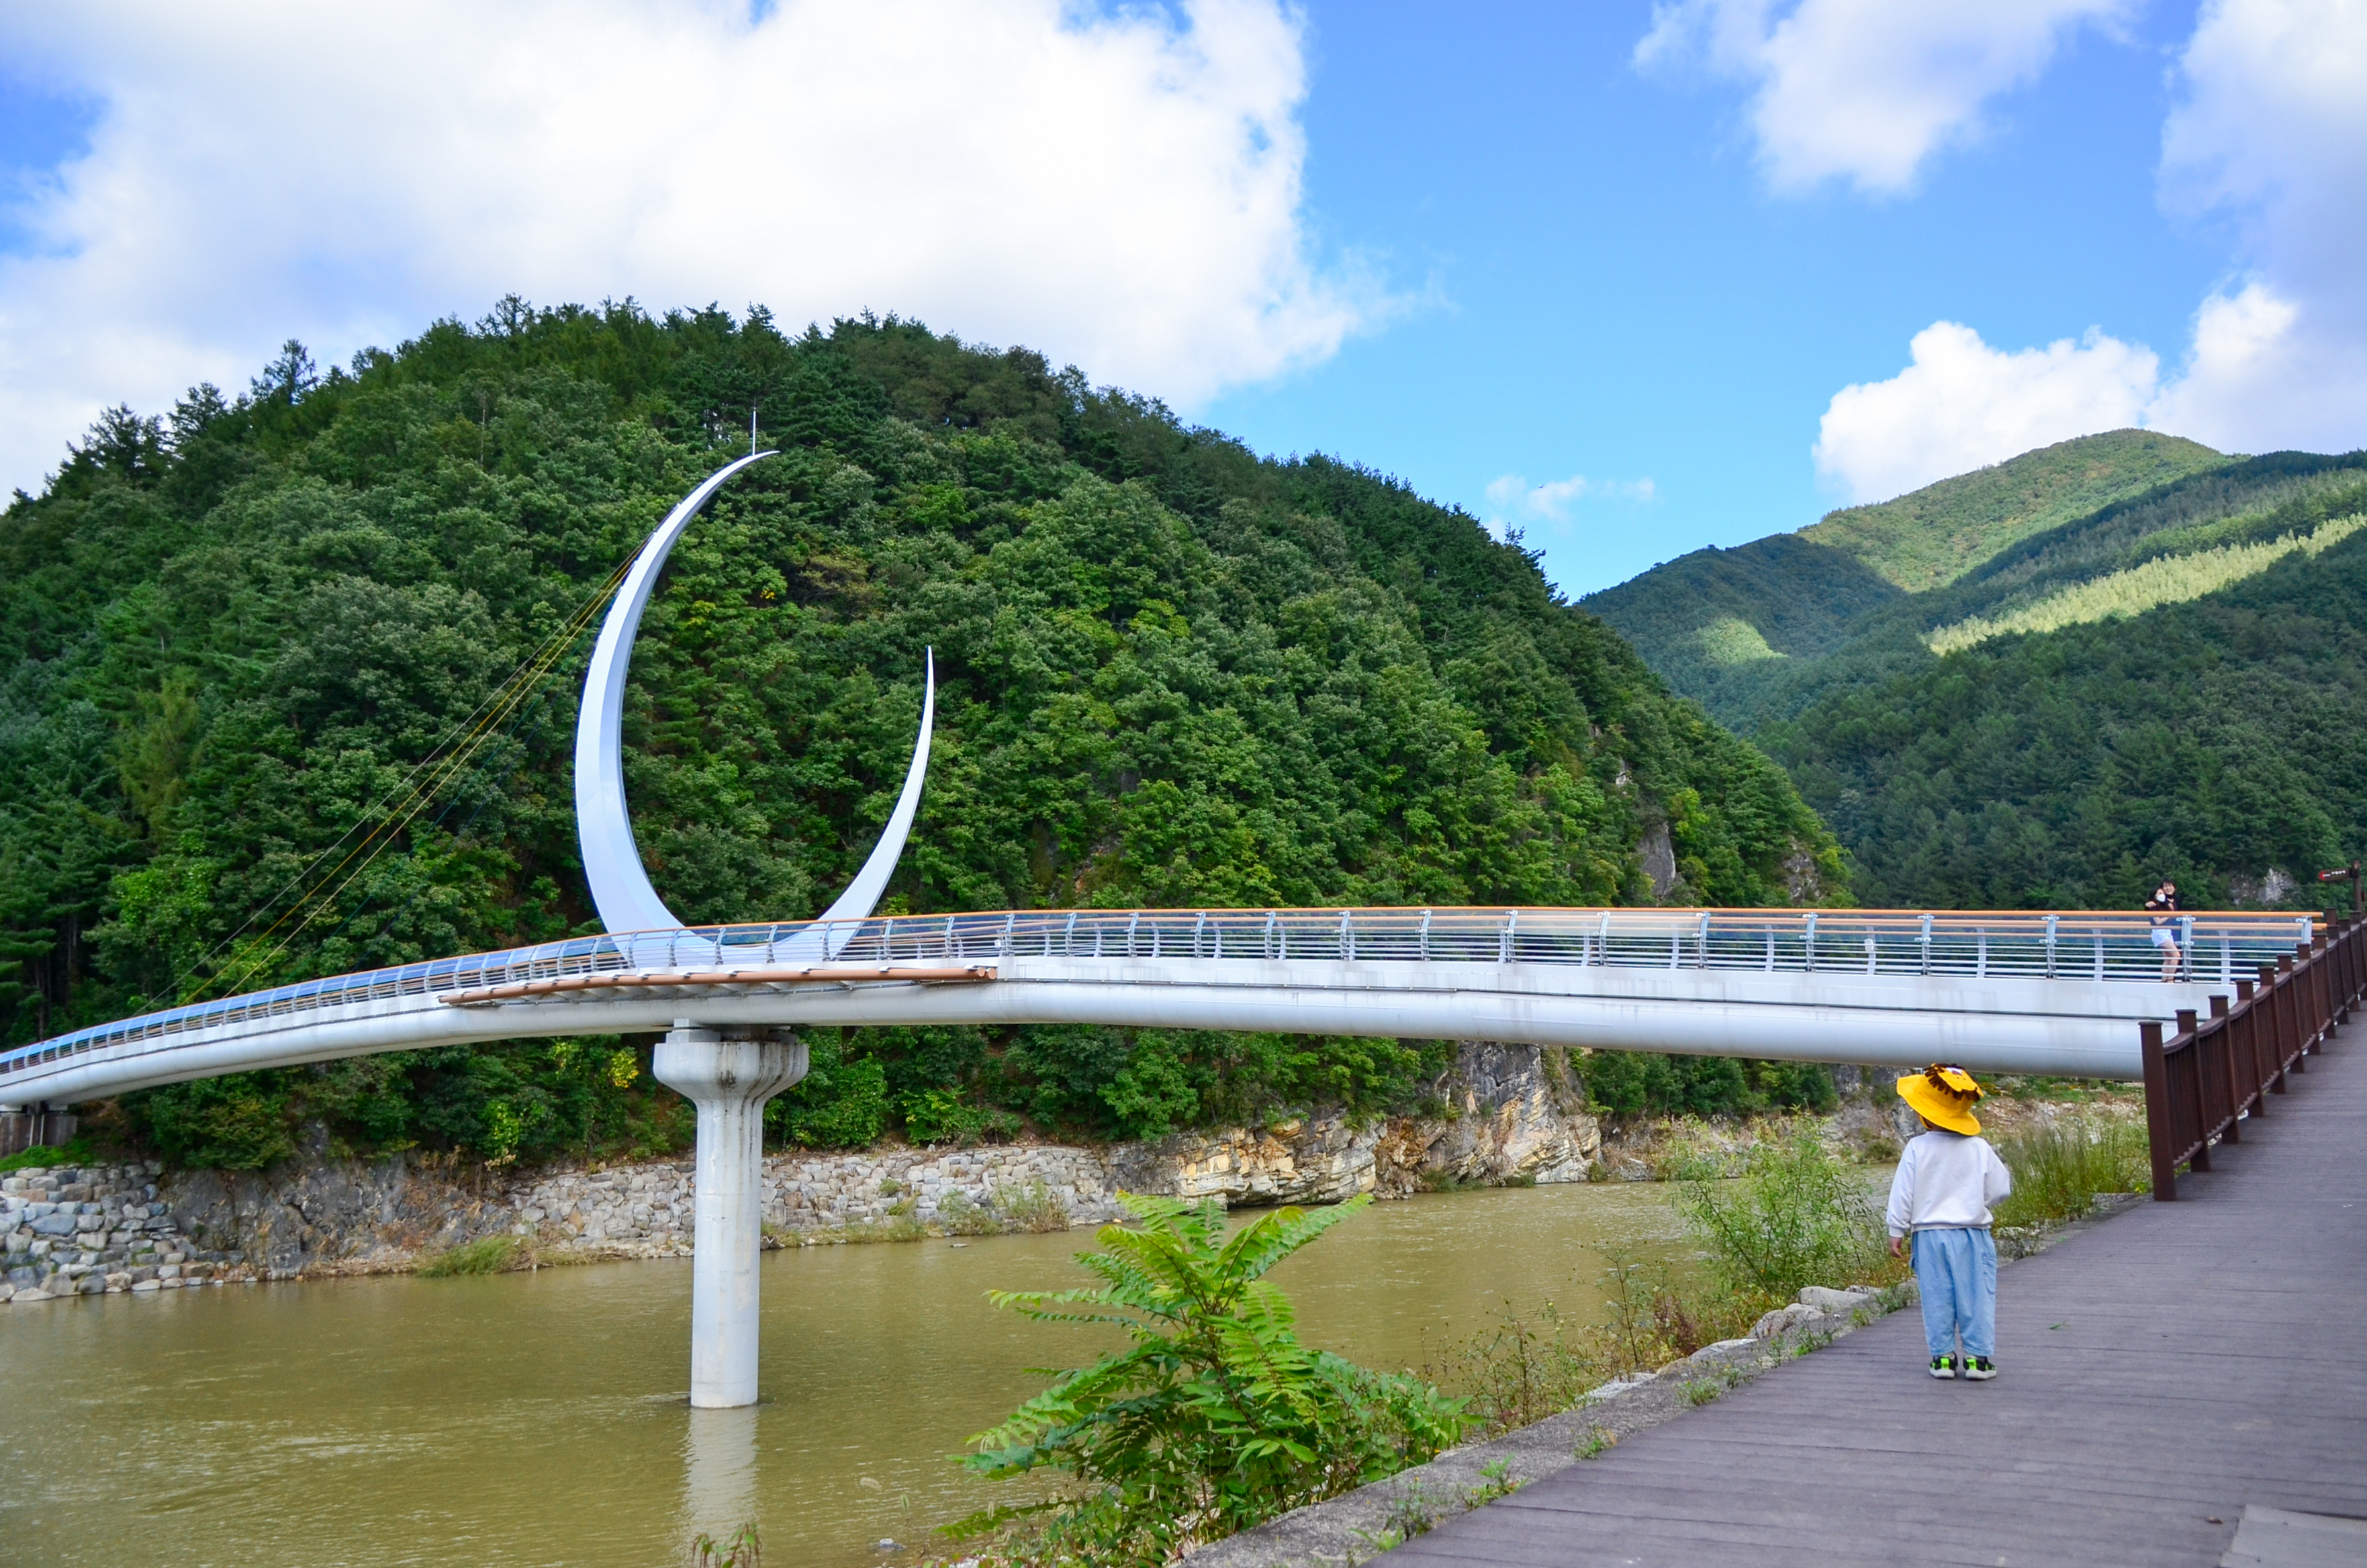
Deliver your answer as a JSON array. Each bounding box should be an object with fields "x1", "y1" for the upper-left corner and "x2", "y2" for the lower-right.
[{"x1": 952, "y1": 1193, "x2": 1469, "y2": 1563}]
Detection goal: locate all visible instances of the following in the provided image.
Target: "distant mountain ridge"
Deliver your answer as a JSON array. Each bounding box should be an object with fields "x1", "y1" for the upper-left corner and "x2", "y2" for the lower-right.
[
  {"x1": 1800, "y1": 430, "x2": 2229, "y2": 592},
  {"x1": 1583, "y1": 433, "x2": 2367, "y2": 912},
  {"x1": 1583, "y1": 431, "x2": 2231, "y2": 717}
]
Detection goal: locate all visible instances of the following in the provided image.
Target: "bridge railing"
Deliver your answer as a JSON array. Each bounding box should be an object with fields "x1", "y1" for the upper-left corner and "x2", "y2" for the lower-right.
[
  {"x1": 2, "y1": 905, "x2": 2317, "y2": 1089},
  {"x1": 2141, "y1": 914, "x2": 2364, "y2": 1199}
]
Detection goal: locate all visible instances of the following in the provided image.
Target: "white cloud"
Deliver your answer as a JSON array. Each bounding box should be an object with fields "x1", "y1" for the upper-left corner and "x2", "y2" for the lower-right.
[
  {"x1": 2146, "y1": 0, "x2": 2367, "y2": 453},
  {"x1": 1636, "y1": 0, "x2": 2129, "y2": 194},
  {"x1": 1482, "y1": 471, "x2": 1657, "y2": 537},
  {"x1": 1813, "y1": 321, "x2": 2158, "y2": 503},
  {"x1": 1814, "y1": 0, "x2": 2367, "y2": 503},
  {"x1": 0, "y1": 0, "x2": 1380, "y2": 495}
]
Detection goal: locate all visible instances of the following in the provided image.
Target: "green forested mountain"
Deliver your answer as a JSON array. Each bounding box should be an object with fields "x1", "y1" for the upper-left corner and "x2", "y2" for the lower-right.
[
  {"x1": 0, "y1": 302, "x2": 1841, "y2": 1166},
  {"x1": 1585, "y1": 432, "x2": 2367, "y2": 913},
  {"x1": 1585, "y1": 430, "x2": 2233, "y2": 721},
  {"x1": 1798, "y1": 429, "x2": 2228, "y2": 592}
]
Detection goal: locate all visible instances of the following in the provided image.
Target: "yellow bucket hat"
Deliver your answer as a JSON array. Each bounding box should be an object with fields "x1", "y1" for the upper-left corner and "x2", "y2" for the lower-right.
[{"x1": 1896, "y1": 1064, "x2": 1984, "y2": 1136}]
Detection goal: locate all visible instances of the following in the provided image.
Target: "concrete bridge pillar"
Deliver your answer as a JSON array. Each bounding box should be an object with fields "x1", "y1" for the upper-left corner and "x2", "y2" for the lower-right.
[{"x1": 653, "y1": 1025, "x2": 808, "y2": 1408}]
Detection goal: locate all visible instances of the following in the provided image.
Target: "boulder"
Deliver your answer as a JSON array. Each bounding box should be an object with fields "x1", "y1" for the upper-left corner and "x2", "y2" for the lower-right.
[
  {"x1": 1751, "y1": 1303, "x2": 1823, "y2": 1339},
  {"x1": 1797, "y1": 1285, "x2": 1876, "y2": 1313}
]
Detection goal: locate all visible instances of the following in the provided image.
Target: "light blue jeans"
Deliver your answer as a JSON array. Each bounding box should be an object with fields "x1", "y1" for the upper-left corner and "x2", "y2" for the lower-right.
[{"x1": 1910, "y1": 1226, "x2": 1997, "y2": 1361}]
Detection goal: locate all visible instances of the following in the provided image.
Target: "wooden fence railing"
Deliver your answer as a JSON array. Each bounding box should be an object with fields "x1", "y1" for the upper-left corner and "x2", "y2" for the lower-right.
[{"x1": 2142, "y1": 915, "x2": 2366, "y2": 1199}]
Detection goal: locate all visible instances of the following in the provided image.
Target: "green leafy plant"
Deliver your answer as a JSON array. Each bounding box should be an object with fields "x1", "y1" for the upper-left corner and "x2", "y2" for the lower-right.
[
  {"x1": 952, "y1": 1192, "x2": 1469, "y2": 1564},
  {"x1": 690, "y1": 1522, "x2": 760, "y2": 1568},
  {"x1": 1468, "y1": 1458, "x2": 1526, "y2": 1504},
  {"x1": 1667, "y1": 1132, "x2": 1884, "y2": 1303},
  {"x1": 1575, "y1": 1424, "x2": 1618, "y2": 1460}
]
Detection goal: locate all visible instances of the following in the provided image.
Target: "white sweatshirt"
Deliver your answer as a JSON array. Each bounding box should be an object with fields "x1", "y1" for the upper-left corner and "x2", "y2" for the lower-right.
[{"x1": 1886, "y1": 1129, "x2": 2012, "y2": 1236}]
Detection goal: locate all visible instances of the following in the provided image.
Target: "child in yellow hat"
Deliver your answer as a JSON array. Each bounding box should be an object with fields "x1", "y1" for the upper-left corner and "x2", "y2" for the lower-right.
[{"x1": 1886, "y1": 1065, "x2": 2012, "y2": 1380}]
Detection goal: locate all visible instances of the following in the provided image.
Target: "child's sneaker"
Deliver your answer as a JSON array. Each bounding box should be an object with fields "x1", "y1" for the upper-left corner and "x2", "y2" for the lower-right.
[
  {"x1": 1929, "y1": 1355, "x2": 1957, "y2": 1379},
  {"x1": 1963, "y1": 1356, "x2": 1996, "y2": 1381}
]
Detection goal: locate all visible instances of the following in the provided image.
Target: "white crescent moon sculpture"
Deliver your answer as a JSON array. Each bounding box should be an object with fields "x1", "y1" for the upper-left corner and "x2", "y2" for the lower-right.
[{"x1": 573, "y1": 452, "x2": 935, "y2": 937}]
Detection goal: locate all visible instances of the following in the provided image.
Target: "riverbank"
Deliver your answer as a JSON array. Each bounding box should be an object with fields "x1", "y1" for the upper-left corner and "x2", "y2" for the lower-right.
[
  {"x1": 3, "y1": 1056, "x2": 2141, "y2": 1304},
  {"x1": 5, "y1": 1041, "x2": 1604, "y2": 1296}
]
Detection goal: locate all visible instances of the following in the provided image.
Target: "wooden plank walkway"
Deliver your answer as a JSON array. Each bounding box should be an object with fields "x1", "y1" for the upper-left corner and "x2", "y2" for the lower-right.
[{"x1": 1386, "y1": 1025, "x2": 2367, "y2": 1568}]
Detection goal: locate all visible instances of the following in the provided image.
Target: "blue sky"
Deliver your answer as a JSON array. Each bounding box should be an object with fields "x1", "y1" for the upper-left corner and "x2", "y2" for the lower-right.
[
  {"x1": 1210, "y1": 1, "x2": 2229, "y2": 592},
  {"x1": 1, "y1": 1, "x2": 2360, "y2": 598}
]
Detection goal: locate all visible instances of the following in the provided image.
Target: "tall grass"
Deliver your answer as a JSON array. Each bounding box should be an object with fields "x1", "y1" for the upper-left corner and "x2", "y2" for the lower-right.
[
  {"x1": 1666, "y1": 1134, "x2": 1890, "y2": 1304},
  {"x1": 416, "y1": 1234, "x2": 526, "y2": 1276},
  {"x1": 1926, "y1": 512, "x2": 2366, "y2": 655},
  {"x1": 1992, "y1": 1118, "x2": 2151, "y2": 1226}
]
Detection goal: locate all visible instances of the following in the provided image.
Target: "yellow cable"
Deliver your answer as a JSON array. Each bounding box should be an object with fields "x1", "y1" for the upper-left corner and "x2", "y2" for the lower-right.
[{"x1": 182, "y1": 553, "x2": 636, "y2": 1004}]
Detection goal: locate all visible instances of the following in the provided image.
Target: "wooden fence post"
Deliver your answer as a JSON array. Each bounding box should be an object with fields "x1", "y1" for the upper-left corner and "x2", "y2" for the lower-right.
[
  {"x1": 2211, "y1": 995, "x2": 2239, "y2": 1143},
  {"x1": 2141, "y1": 1019, "x2": 2176, "y2": 1201}
]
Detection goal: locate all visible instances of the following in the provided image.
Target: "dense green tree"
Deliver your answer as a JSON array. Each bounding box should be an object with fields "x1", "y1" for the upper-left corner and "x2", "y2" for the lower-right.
[{"x1": 1, "y1": 302, "x2": 1842, "y2": 1164}]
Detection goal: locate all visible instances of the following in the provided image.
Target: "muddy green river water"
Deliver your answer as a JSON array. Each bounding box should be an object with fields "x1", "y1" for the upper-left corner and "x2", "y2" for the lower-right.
[{"x1": 1, "y1": 1183, "x2": 1693, "y2": 1567}]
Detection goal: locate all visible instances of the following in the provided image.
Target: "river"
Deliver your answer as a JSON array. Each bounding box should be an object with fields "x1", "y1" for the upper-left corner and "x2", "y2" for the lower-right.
[{"x1": 0, "y1": 1183, "x2": 1693, "y2": 1567}]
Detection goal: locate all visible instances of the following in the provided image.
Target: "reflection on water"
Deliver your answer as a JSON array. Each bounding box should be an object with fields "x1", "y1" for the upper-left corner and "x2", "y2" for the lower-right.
[
  {"x1": 682, "y1": 1406, "x2": 760, "y2": 1549},
  {"x1": 0, "y1": 1183, "x2": 1689, "y2": 1568}
]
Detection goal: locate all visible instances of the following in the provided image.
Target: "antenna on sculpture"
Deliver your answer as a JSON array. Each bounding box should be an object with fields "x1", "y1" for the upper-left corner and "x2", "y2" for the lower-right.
[{"x1": 749, "y1": 406, "x2": 757, "y2": 457}]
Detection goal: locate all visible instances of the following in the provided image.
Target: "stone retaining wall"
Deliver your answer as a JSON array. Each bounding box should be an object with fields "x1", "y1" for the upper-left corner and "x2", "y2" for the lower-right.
[
  {"x1": 3, "y1": 1162, "x2": 222, "y2": 1302},
  {"x1": 3, "y1": 1041, "x2": 1603, "y2": 1303}
]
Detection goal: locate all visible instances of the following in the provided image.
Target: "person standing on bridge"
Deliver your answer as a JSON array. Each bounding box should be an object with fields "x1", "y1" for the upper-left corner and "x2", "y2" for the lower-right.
[
  {"x1": 1887, "y1": 1065, "x2": 2012, "y2": 1381},
  {"x1": 2146, "y1": 879, "x2": 2184, "y2": 982}
]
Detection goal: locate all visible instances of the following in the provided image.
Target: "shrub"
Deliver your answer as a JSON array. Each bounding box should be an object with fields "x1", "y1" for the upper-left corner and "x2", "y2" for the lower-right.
[
  {"x1": 1992, "y1": 1117, "x2": 2151, "y2": 1226},
  {"x1": 937, "y1": 1192, "x2": 1003, "y2": 1236},
  {"x1": 0, "y1": 1136, "x2": 95, "y2": 1174},
  {"x1": 1419, "y1": 1299, "x2": 1602, "y2": 1437},
  {"x1": 416, "y1": 1233, "x2": 526, "y2": 1276},
  {"x1": 995, "y1": 1179, "x2": 1072, "y2": 1234},
  {"x1": 1581, "y1": 1052, "x2": 1836, "y2": 1119},
  {"x1": 1668, "y1": 1132, "x2": 1884, "y2": 1303},
  {"x1": 134, "y1": 1076, "x2": 298, "y2": 1169},
  {"x1": 768, "y1": 1039, "x2": 888, "y2": 1150},
  {"x1": 952, "y1": 1193, "x2": 1469, "y2": 1564}
]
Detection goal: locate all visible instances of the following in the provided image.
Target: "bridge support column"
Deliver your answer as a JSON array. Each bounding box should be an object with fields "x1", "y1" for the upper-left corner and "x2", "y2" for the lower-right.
[{"x1": 654, "y1": 1026, "x2": 807, "y2": 1408}]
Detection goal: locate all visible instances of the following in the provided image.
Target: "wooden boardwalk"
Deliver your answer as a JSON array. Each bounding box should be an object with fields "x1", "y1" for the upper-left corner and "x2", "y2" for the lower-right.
[{"x1": 1386, "y1": 1025, "x2": 2367, "y2": 1568}]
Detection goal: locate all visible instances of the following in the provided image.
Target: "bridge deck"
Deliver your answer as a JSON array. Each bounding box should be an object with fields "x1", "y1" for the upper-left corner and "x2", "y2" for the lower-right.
[{"x1": 1385, "y1": 1023, "x2": 2367, "y2": 1567}]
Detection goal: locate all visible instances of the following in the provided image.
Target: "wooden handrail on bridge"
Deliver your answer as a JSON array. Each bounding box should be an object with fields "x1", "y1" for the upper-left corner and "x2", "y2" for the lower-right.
[{"x1": 2141, "y1": 916, "x2": 2366, "y2": 1199}]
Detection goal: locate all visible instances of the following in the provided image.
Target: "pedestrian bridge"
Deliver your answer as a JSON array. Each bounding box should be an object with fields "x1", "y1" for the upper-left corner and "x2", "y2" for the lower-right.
[
  {"x1": 1, "y1": 449, "x2": 2326, "y2": 1409},
  {"x1": 0, "y1": 903, "x2": 2313, "y2": 1107}
]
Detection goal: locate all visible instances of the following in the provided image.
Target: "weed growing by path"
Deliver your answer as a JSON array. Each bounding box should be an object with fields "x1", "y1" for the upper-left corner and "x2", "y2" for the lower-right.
[{"x1": 1992, "y1": 1117, "x2": 2151, "y2": 1226}]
